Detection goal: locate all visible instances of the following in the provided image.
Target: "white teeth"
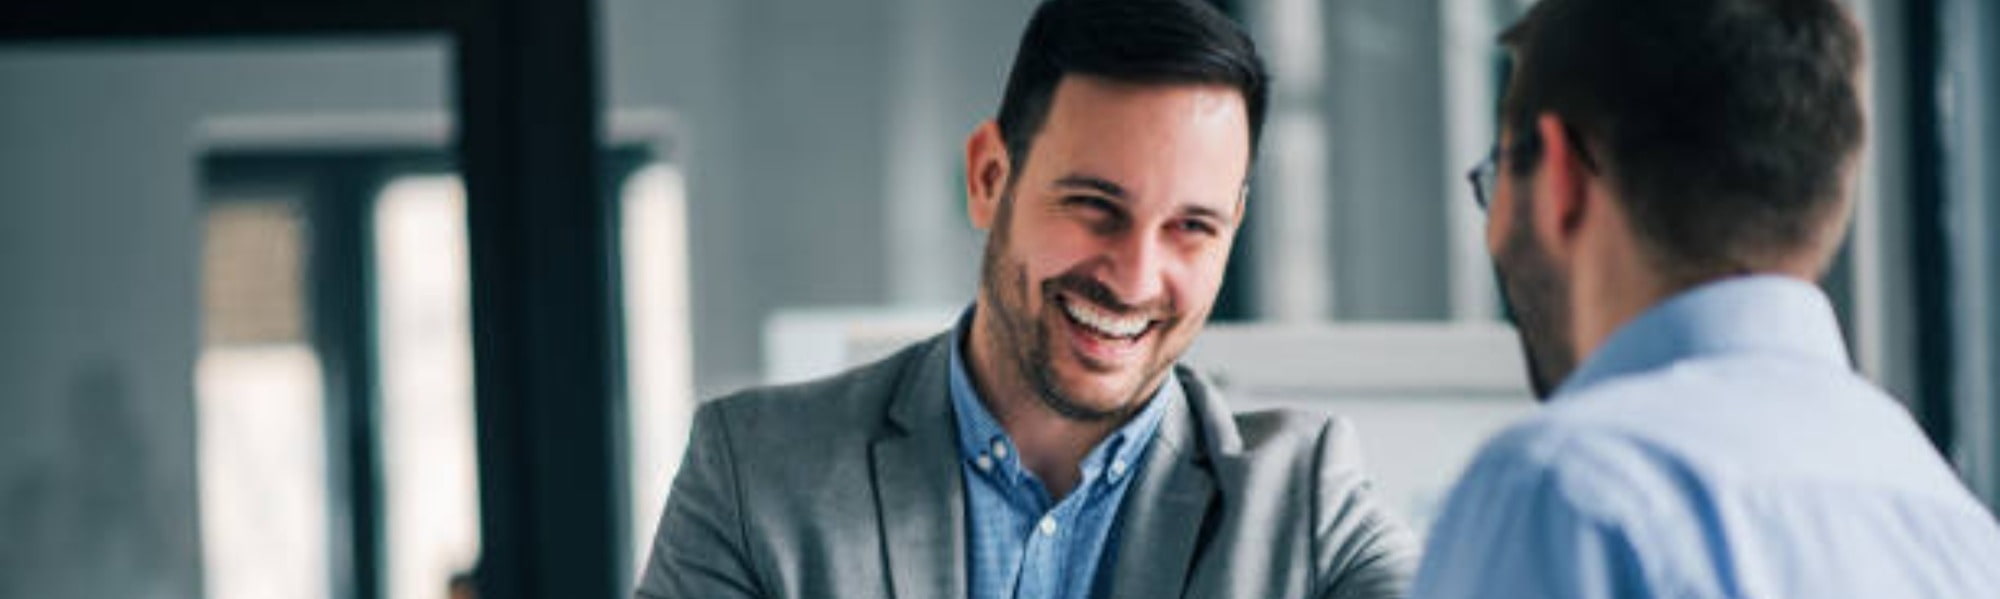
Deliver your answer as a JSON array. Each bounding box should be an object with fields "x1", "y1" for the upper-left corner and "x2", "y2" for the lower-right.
[{"x1": 1061, "y1": 297, "x2": 1150, "y2": 339}]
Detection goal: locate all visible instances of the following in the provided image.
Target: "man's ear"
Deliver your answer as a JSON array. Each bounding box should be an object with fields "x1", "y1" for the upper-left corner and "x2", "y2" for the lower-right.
[
  {"x1": 1530, "y1": 113, "x2": 1592, "y2": 261},
  {"x1": 965, "y1": 120, "x2": 1012, "y2": 231}
]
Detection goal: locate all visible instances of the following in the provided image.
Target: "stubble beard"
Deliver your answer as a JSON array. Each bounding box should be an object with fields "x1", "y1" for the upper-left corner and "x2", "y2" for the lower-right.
[{"x1": 1495, "y1": 203, "x2": 1577, "y2": 401}]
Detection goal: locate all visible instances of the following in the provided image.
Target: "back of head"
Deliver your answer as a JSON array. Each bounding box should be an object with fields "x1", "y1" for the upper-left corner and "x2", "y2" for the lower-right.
[
  {"x1": 1501, "y1": 0, "x2": 1867, "y2": 283},
  {"x1": 996, "y1": 0, "x2": 1268, "y2": 174}
]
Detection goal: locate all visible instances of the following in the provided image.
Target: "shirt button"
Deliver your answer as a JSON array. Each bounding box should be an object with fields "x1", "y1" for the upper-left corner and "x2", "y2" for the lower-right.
[
  {"x1": 1110, "y1": 460, "x2": 1128, "y2": 477},
  {"x1": 1038, "y1": 515, "x2": 1058, "y2": 536},
  {"x1": 991, "y1": 441, "x2": 1009, "y2": 459},
  {"x1": 975, "y1": 455, "x2": 994, "y2": 471}
]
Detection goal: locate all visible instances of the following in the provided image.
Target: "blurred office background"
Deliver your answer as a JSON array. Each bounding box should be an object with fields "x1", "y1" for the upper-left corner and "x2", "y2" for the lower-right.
[{"x1": 1, "y1": 0, "x2": 1995, "y2": 598}]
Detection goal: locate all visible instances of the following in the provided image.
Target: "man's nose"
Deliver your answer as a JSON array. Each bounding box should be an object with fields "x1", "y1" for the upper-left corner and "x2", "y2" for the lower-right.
[{"x1": 1099, "y1": 231, "x2": 1166, "y2": 307}]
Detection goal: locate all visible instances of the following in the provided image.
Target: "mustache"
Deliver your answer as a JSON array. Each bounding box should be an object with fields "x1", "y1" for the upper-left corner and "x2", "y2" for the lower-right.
[{"x1": 1040, "y1": 271, "x2": 1174, "y2": 319}]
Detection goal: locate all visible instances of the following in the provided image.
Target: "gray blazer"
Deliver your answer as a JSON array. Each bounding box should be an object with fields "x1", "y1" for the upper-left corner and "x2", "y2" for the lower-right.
[{"x1": 636, "y1": 333, "x2": 1417, "y2": 599}]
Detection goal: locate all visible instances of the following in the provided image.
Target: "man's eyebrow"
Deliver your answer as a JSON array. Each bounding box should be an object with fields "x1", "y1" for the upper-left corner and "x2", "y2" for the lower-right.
[
  {"x1": 1182, "y1": 204, "x2": 1229, "y2": 221},
  {"x1": 1053, "y1": 174, "x2": 1128, "y2": 199},
  {"x1": 1055, "y1": 173, "x2": 1239, "y2": 220}
]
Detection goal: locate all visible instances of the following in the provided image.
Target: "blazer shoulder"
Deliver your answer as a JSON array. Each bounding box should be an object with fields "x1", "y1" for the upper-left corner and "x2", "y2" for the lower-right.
[
  {"x1": 1227, "y1": 407, "x2": 1350, "y2": 458},
  {"x1": 1221, "y1": 408, "x2": 1387, "y2": 515},
  {"x1": 699, "y1": 336, "x2": 938, "y2": 442}
]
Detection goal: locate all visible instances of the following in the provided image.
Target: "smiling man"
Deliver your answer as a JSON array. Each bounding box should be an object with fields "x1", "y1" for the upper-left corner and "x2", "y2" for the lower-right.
[{"x1": 633, "y1": 1, "x2": 1416, "y2": 598}]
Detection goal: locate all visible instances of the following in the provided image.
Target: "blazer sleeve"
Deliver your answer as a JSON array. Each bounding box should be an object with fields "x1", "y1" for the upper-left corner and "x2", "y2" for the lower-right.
[
  {"x1": 634, "y1": 400, "x2": 767, "y2": 599},
  {"x1": 1312, "y1": 416, "x2": 1421, "y2": 599}
]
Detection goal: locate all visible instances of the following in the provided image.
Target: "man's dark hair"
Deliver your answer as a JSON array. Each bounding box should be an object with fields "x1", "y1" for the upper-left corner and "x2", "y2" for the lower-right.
[
  {"x1": 996, "y1": 0, "x2": 1269, "y2": 176},
  {"x1": 1501, "y1": 0, "x2": 1866, "y2": 280}
]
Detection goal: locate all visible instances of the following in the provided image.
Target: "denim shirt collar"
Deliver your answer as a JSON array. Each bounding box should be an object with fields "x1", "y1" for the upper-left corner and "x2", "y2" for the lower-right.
[{"x1": 946, "y1": 307, "x2": 1174, "y2": 491}]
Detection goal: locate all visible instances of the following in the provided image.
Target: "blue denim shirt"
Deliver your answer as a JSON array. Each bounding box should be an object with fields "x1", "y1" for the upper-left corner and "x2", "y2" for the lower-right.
[{"x1": 948, "y1": 310, "x2": 1175, "y2": 599}]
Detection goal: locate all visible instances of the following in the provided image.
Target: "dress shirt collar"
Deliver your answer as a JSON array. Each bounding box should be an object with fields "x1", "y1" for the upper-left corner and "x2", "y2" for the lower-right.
[{"x1": 1555, "y1": 274, "x2": 1851, "y2": 399}]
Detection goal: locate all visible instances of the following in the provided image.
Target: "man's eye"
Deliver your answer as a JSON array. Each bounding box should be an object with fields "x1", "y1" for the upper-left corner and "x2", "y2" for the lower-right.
[
  {"x1": 1063, "y1": 196, "x2": 1127, "y2": 232},
  {"x1": 1064, "y1": 195, "x2": 1115, "y2": 214},
  {"x1": 1175, "y1": 219, "x2": 1218, "y2": 236}
]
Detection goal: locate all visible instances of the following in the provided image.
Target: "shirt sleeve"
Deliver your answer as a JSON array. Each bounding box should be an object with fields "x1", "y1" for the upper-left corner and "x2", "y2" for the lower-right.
[{"x1": 1408, "y1": 431, "x2": 1655, "y2": 599}]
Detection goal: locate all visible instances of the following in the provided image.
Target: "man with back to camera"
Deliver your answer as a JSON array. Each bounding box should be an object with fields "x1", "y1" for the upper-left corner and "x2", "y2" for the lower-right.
[
  {"x1": 634, "y1": 1, "x2": 1418, "y2": 598},
  {"x1": 1413, "y1": 0, "x2": 2000, "y2": 597}
]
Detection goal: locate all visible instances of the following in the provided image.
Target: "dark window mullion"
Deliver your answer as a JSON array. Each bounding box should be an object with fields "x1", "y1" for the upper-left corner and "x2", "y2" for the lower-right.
[{"x1": 309, "y1": 159, "x2": 386, "y2": 599}]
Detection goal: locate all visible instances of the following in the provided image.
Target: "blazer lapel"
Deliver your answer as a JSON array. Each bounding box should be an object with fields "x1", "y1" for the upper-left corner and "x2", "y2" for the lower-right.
[
  {"x1": 1104, "y1": 366, "x2": 1232, "y2": 599},
  {"x1": 869, "y1": 335, "x2": 968, "y2": 599}
]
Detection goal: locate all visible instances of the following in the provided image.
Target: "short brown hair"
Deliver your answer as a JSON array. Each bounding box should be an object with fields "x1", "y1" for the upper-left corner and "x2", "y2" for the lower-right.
[{"x1": 1500, "y1": 0, "x2": 1867, "y2": 280}]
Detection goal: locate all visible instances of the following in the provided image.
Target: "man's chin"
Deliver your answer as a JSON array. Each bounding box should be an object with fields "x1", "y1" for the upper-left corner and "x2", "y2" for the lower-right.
[{"x1": 1037, "y1": 373, "x2": 1145, "y2": 421}]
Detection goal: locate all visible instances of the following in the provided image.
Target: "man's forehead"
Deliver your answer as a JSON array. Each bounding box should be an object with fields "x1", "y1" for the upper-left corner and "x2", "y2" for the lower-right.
[
  {"x1": 1028, "y1": 78, "x2": 1251, "y2": 195},
  {"x1": 1044, "y1": 74, "x2": 1248, "y2": 121}
]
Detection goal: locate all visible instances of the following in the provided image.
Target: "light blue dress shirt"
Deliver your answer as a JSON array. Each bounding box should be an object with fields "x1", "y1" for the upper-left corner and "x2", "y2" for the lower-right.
[
  {"x1": 1412, "y1": 276, "x2": 2000, "y2": 598},
  {"x1": 947, "y1": 310, "x2": 1174, "y2": 599}
]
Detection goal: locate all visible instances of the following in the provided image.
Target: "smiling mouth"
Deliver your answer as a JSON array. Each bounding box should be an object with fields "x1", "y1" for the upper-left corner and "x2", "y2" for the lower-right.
[{"x1": 1057, "y1": 293, "x2": 1157, "y2": 341}]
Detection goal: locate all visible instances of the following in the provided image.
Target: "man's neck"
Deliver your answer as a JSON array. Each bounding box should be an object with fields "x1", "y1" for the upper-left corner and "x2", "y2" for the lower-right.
[
  {"x1": 1571, "y1": 269, "x2": 1670, "y2": 364},
  {"x1": 1568, "y1": 215, "x2": 1681, "y2": 364},
  {"x1": 964, "y1": 305, "x2": 1127, "y2": 500},
  {"x1": 991, "y1": 397, "x2": 1120, "y2": 500}
]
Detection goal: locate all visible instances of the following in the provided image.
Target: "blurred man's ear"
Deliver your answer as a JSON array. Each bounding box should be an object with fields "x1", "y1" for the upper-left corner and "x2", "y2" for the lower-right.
[
  {"x1": 964, "y1": 120, "x2": 1012, "y2": 231},
  {"x1": 1530, "y1": 113, "x2": 1593, "y2": 262}
]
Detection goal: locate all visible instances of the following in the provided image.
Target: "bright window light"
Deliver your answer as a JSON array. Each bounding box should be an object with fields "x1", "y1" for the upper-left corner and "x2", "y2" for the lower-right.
[
  {"x1": 197, "y1": 199, "x2": 330, "y2": 599},
  {"x1": 620, "y1": 162, "x2": 696, "y2": 585},
  {"x1": 373, "y1": 175, "x2": 481, "y2": 599}
]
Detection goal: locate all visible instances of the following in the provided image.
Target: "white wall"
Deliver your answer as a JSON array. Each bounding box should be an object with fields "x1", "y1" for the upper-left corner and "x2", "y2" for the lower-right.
[{"x1": 600, "y1": 0, "x2": 1040, "y2": 397}]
